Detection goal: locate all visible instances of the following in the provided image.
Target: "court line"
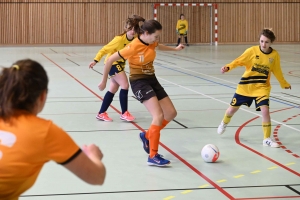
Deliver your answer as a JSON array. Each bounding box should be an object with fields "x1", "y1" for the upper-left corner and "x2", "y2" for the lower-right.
[
  {"x1": 235, "y1": 107, "x2": 300, "y2": 177},
  {"x1": 41, "y1": 53, "x2": 235, "y2": 199}
]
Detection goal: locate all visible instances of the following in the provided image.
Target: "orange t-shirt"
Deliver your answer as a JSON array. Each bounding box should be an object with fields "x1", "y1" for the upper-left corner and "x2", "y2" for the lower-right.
[
  {"x1": 0, "y1": 114, "x2": 80, "y2": 200},
  {"x1": 118, "y1": 36, "x2": 158, "y2": 81}
]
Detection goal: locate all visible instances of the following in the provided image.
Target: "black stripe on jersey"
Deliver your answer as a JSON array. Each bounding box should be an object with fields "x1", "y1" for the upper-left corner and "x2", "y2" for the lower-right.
[
  {"x1": 240, "y1": 76, "x2": 267, "y2": 80},
  {"x1": 239, "y1": 80, "x2": 267, "y2": 84},
  {"x1": 59, "y1": 148, "x2": 82, "y2": 165},
  {"x1": 118, "y1": 51, "x2": 126, "y2": 62}
]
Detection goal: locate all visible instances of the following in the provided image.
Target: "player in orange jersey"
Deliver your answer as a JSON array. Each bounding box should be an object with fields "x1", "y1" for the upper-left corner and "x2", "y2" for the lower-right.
[
  {"x1": 98, "y1": 19, "x2": 184, "y2": 166},
  {"x1": 0, "y1": 59, "x2": 106, "y2": 200}
]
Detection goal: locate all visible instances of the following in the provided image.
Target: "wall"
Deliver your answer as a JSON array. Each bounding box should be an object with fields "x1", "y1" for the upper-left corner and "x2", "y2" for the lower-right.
[{"x1": 0, "y1": 0, "x2": 299, "y2": 44}]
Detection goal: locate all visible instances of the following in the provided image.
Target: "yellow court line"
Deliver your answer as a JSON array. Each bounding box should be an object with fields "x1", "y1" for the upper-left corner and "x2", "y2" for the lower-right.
[
  {"x1": 268, "y1": 166, "x2": 278, "y2": 170},
  {"x1": 181, "y1": 190, "x2": 192, "y2": 194},
  {"x1": 285, "y1": 162, "x2": 295, "y2": 166},
  {"x1": 163, "y1": 196, "x2": 175, "y2": 200},
  {"x1": 233, "y1": 174, "x2": 244, "y2": 178},
  {"x1": 251, "y1": 170, "x2": 261, "y2": 174},
  {"x1": 217, "y1": 179, "x2": 227, "y2": 183},
  {"x1": 199, "y1": 184, "x2": 210, "y2": 188}
]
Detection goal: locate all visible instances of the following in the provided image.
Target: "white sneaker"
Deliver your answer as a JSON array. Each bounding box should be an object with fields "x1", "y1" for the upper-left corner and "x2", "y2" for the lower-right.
[
  {"x1": 263, "y1": 138, "x2": 279, "y2": 148},
  {"x1": 217, "y1": 121, "x2": 227, "y2": 135}
]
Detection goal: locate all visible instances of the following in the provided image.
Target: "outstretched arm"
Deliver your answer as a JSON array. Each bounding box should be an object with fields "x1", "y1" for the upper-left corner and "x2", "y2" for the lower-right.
[{"x1": 157, "y1": 43, "x2": 185, "y2": 51}]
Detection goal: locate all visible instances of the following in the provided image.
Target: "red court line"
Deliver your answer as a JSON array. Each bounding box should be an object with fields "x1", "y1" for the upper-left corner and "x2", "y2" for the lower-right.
[
  {"x1": 235, "y1": 107, "x2": 300, "y2": 177},
  {"x1": 273, "y1": 113, "x2": 300, "y2": 158},
  {"x1": 41, "y1": 53, "x2": 235, "y2": 199}
]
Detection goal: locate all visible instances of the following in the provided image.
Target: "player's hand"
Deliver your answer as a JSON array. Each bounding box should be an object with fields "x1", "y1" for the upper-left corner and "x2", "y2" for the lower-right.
[
  {"x1": 285, "y1": 86, "x2": 291, "y2": 89},
  {"x1": 89, "y1": 61, "x2": 97, "y2": 69},
  {"x1": 98, "y1": 81, "x2": 106, "y2": 91},
  {"x1": 175, "y1": 43, "x2": 185, "y2": 50},
  {"x1": 82, "y1": 144, "x2": 103, "y2": 160},
  {"x1": 221, "y1": 66, "x2": 229, "y2": 73}
]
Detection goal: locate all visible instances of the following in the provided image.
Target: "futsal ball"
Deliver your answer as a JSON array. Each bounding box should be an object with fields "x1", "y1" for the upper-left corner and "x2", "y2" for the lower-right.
[{"x1": 201, "y1": 144, "x2": 220, "y2": 163}]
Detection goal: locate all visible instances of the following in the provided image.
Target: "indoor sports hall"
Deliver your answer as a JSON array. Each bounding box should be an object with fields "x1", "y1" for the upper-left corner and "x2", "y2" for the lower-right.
[{"x1": 1, "y1": 1, "x2": 300, "y2": 200}]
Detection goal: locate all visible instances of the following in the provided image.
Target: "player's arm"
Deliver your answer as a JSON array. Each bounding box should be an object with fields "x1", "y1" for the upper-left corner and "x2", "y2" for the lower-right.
[
  {"x1": 157, "y1": 43, "x2": 184, "y2": 51},
  {"x1": 272, "y1": 54, "x2": 291, "y2": 89},
  {"x1": 63, "y1": 144, "x2": 106, "y2": 185},
  {"x1": 221, "y1": 48, "x2": 253, "y2": 73},
  {"x1": 98, "y1": 52, "x2": 122, "y2": 91}
]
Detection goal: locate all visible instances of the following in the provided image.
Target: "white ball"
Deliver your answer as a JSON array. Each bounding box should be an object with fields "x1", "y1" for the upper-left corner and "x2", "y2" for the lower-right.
[{"x1": 201, "y1": 144, "x2": 220, "y2": 163}]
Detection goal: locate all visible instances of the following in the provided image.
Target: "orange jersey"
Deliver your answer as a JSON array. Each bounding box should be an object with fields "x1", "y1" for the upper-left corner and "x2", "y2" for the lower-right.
[
  {"x1": 118, "y1": 37, "x2": 158, "y2": 80},
  {"x1": 0, "y1": 114, "x2": 80, "y2": 200}
]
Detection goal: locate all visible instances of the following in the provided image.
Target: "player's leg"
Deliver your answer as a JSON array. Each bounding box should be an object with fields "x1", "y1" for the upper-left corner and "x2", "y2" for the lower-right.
[
  {"x1": 256, "y1": 98, "x2": 279, "y2": 147},
  {"x1": 111, "y1": 68, "x2": 135, "y2": 122},
  {"x1": 184, "y1": 35, "x2": 189, "y2": 46}
]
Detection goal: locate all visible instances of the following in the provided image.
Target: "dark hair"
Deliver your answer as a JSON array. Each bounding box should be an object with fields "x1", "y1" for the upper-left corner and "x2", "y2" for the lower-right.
[
  {"x1": 260, "y1": 28, "x2": 276, "y2": 42},
  {"x1": 119, "y1": 15, "x2": 145, "y2": 35},
  {"x1": 179, "y1": 14, "x2": 185, "y2": 19},
  {"x1": 140, "y1": 19, "x2": 162, "y2": 34},
  {"x1": 0, "y1": 59, "x2": 48, "y2": 120}
]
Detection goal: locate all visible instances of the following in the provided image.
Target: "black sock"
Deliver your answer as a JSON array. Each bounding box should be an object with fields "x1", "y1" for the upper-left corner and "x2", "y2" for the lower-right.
[
  {"x1": 185, "y1": 37, "x2": 188, "y2": 44},
  {"x1": 119, "y1": 89, "x2": 128, "y2": 114},
  {"x1": 99, "y1": 91, "x2": 114, "y2": 114},
  {"x1": 177, "y1": 38, "x2": 181, "y2": 45}
]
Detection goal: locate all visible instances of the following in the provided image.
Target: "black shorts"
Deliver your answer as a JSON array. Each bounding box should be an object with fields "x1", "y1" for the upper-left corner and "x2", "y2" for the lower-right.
[
  {"x1": 230, "y1": 93, "x2": 269, "y2": 111},
  {"x1": 109, "y1": 63, "x2": 125, "y2": 77},
  {"x1": 130, "y1": 75, "x2": 168, "y2": 103}
]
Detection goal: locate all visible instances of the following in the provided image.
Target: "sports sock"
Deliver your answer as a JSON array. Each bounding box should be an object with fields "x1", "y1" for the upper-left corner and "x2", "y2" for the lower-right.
[
  {"x1": 99, "y1": 91, "x2": 114, "y2": 114},
  {"x1": 119, "y1": 89, "x2": 128, "y2": 114},
  {"x1": 177, "y1": 38, "x2": 181, "y2": 45},
  {"x1": 148, "y1": 124, "x2": 161, "y2": 158},
  {"x1": 262, "y1": 122, "x2": 271, "y2": 139},
  {"x1": 222, "y1": 113, "x2": 232, "y2": 124},
  {"x1": 161, "y1": 119, "x2": 169, "y2": 130},
  {"x1": 184, "y1": 36, "x2": 188, "y2": 44}
]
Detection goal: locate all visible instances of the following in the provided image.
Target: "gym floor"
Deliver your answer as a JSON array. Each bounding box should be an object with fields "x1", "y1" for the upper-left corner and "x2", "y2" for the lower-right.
[{"x1": 1, "y1": 43, "x2": 299, "y2": 200}]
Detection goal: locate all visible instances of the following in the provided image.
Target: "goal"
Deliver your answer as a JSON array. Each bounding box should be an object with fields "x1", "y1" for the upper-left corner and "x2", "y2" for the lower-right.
[{"x1": 153, "y1": 3, "x2": 218, "y2": 45}]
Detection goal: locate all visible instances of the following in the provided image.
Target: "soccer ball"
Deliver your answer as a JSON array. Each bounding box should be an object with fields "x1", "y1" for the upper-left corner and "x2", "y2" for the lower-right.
[{"x1": 201, "y1": 144, "x2": 220, "y2": 163}]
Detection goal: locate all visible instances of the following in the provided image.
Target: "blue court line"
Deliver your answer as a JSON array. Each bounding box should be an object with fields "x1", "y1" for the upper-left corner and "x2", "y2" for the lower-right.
[{"x1": 154, "y1": 62, "x2": 298, "y2": 108}]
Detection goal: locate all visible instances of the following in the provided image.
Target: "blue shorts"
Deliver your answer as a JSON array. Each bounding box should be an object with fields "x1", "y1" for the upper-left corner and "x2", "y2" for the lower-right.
[
  {"x1": 230, "y1": 93, "x2": 269, "y2": 111},
  {"x1": 109, "y1": 63, "x2": 125, "y2": 77}
]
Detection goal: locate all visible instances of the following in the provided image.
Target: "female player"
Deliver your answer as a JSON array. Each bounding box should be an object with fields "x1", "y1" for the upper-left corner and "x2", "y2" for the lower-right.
[
  {"x1": 98, "y1": 19, "x2": 184, "y2": 166},
  {"x1": 0, "y1": 59, "x2": 106, "y2": 199},
  {"x1": 89, "y1": 15, "x2": 145, "y2": 122},
  {"x1": 176, "y1": 14, "x2": 189, "y2": 46},
  {"x1": 217, "y1": 28, "x2": 291, "y2": 148}
]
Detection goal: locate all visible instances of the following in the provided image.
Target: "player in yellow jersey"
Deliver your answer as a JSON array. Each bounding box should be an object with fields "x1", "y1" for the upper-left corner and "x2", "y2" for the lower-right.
[
  {"x1": 176, "y1": 14, "x2": 189, "y2": 46},
  {"x1": 89, "y1": 15, "x2": 145, "y2": 122},
  {"x1": 98, "y1": 19, "x2": 184, "y2": 166},
  {"x1": 0, "y1": 59, "x2": 106, "y2": 200},
  {"x1": 217, "y1": 28, "x2": 291, "y2": 147}
]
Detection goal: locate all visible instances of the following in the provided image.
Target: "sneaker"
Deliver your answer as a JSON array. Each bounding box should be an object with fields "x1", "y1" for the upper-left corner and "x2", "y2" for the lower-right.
[
  {"x1": 120, "y1": 111, "x2": 135, "y2": 122},
  {"x1": 147, "y1": 154, "x2": 170, "y2": 166},
  {"x1": 96, "y1": 112, "x2": 113, "y2": 122},
  {"x1": 263, "y1": 138, "x2": 279, "y2": 148},
  {"x1": 186, "y1": 43, "x2": 189, "y2": 46},
  {"x1": 139, "y1": 132, "x2": 149, "y2": 154},
  {"x1": 217, "y1": 121, "x2": 227, "y2": 135}
]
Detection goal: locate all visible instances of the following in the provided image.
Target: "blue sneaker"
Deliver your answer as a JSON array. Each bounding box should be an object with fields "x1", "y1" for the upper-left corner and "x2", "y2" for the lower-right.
[
  {"x1": 147, "y1": 154, "x2": 170, "y2": 166},
  {"x1": 139, "y1": 132, "x2": 149, "y2": 154}
]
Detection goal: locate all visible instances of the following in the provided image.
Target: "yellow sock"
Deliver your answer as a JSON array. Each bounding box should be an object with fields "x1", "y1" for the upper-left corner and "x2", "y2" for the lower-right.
[
  {"x1": 262, "y1": 122, "x2": 271, "y2": 139},
  {"x1": 222, "y1": 113, "x2": 232, "y2": 124}
]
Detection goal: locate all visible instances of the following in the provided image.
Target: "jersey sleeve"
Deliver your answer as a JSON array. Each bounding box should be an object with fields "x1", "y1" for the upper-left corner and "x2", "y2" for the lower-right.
[
  {"x1": 226, "y1": 47, "x2": 253, "y2": 71},
  {"x1": 176, "y1": 20, "x2": 180, "y2": 31},
  {"x1": 118, "y1": 42, "x2": 136, "y2": 61},
  {"x1": 272, "y1": 53, "x2": 291, "y2": 88},
  {"x1": 94, "y1": 36, "x2": 121, "y2": 62},
  {"x1": 185, "y1": 20, "x2": 188, "y2": 31},
  {"x1": 43, "y1": 122, "x2": 81, "y2": 164}
]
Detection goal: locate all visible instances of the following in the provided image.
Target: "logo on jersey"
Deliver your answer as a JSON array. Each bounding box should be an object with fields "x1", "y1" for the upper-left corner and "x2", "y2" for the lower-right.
[
  {"x1": 0, "y1": 131, "x2": 17, "y2": 160},
  {"x1": 269, "y1": 58, "x2": 274, "y2": 63},
  {"x1": 255, "y1": 55, "x2": 259, "y2": 59}
]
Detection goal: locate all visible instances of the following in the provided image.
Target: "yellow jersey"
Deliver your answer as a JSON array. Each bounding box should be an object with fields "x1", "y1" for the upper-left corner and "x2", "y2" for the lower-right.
[
  {"x1": 176, "y1": 19, "x2": 188, "y2": 34},
  {"x1": 94, "y1": 33, "x2": 134, "y2": 65},
  {"x1": 226, "y1": 46, "x2": 290, "y2": 97}
]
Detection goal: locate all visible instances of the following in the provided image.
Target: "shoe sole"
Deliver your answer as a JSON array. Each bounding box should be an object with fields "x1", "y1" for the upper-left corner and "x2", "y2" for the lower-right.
[
  {"x1": 147, "y1": 162, "x2": 171, "y2": 166},
  {"x1": 263, "y1": 144, "x2": 280, "y2": 148},
  {"x1": 96, "y1": 116, "x2": 113, "y2": 122},
  {"x1": 120, "y1": 117, "x2": 135, "y2": 122}
]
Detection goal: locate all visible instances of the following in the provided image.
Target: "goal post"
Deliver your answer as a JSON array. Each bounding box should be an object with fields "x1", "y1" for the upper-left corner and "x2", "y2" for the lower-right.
[{"x1": 153, "y1": 3, "x2": 218, "y2": 46}]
